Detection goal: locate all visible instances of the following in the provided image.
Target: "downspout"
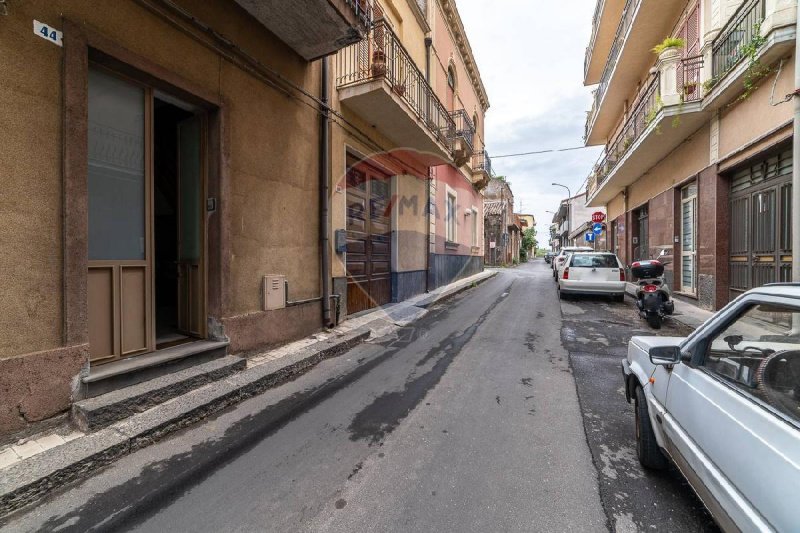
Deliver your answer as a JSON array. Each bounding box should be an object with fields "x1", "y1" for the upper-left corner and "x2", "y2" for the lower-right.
[
  {"x1": 792, "y1": 16, "x2": 800, "y2": 331},
  {"x1": 320, "y1": 57, "x2": 333, "y2": 327},
  {"x1": 425, "y1": 36, "x2": 433, "y2": 291}
]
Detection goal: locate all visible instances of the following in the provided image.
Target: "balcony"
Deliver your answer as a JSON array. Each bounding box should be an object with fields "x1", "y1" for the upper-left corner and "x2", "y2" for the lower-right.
[
  {"x1": 449, "y1": 110, "x2": 475, "y2": 166},
  {"x1": 336, "y1": 19, "x2": 455, "y2": 165},
  {"x1": 584, "y1": 0, "x2": 686, "y2": 145},
  {"x1": 703, "y1": 0, "x2": 797, "y2": 110},
  {"x1": 584, "y1": 0, "x2": 627, "y2": 85},
  {"x1": 233, "y1": 0, "x2": 371, "y2": 60},
  {"x1": 471, "y1": 151, "x2": 493, "y2": 191},
  {"x1": 586, "y1": 56, "x2": 709, "y2": 206}
]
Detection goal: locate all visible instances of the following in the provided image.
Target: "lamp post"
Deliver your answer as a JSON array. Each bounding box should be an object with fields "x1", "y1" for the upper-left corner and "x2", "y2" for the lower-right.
[{"x1": 552, "y1": 183, "x2": 572, "y2": 246}]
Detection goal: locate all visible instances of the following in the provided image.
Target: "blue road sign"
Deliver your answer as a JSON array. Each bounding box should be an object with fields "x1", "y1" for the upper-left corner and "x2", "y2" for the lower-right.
[
  {"x1": 585, "y1": 232, "x2": 595, "y2": 243},
  {"x1": 592, "y1": 223, "x2": 604, "y2": 235}
]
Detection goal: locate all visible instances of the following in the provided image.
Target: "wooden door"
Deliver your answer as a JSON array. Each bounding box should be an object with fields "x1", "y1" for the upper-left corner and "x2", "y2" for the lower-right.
[
  {"x1": 176, "y1": 115, "x2": 206, "y2": 337},
  {"x1": 87, "y1": 68, "x2": 153, "y2": 363},
  {"x1": 346, "y1": 159, "x2": 392, "y2": 314}
]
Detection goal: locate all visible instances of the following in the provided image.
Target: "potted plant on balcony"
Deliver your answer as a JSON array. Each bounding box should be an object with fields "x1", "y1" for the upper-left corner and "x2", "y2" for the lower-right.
[
  {"x1": 392, "y1": 76, "x2": 407, "y2": 97},
  {"x1": 652, "y1": 37, "x2": 685, "y2": 59},
  {"x1": 371, "y1": 49, "x2": 387, "y2": 78},
  {"x1": 683, "y1": 80, "x2": 697, "y2": 97}
]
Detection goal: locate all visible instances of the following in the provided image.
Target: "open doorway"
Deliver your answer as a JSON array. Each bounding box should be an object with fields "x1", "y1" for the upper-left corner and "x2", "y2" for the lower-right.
[{"x1": 154, "y1": 96, "x2": 205, "y2": 349}]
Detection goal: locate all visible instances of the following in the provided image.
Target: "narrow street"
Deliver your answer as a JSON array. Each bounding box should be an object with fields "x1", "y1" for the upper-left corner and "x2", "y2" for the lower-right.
[{"x1": 2, "y1": 260, "x2": 716, "y2": 533}]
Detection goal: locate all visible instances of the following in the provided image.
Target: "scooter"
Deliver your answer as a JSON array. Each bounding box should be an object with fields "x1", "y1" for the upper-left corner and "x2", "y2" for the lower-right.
[{"x1": 631, "y1": 250, "x2": 675, "y2": 330}]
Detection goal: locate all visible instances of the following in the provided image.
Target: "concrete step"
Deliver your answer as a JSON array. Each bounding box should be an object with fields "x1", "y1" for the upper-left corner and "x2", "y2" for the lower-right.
[
  {"x1": 72, "y1": 355, "x2": 246, "y2": 431},
  {"x1": 81, "y1": 340, "x2": 229, "y2": 398}
]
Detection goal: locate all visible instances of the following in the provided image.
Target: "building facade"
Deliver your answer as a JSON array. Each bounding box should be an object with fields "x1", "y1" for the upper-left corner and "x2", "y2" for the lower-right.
[
  {"x1": 0, "y1": 0, "x2": 490, "y2": 437},
  {"x1": 484, "y1": 177, "x2": 520, "y2": 265},
  {"x1": 551, "y1": 194, "x2": 607, "y2": 249},
  {"x1": 584, "y1": 0, "x2": 796, "y2": 310}
]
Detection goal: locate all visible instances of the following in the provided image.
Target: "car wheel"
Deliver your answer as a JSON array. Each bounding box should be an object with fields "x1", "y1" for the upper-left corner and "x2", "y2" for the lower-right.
[{"x1": 634, "y1": 385, "x2": 668, "y2": 470}]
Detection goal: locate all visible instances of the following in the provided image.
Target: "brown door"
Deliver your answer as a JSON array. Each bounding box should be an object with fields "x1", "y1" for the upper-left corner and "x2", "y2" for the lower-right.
[
  {"x1": 87, "y1": 68, "x2": 154, "y2": 364},
  {"x1": 176, "y1": 115, "x2": 205, "y2": 337},
  {"x1": 346, "y1": 159, "x2": 392, "y2": 314}
]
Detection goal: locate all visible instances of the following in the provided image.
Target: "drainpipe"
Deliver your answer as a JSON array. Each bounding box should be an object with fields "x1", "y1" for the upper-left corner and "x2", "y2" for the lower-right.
[
  {"x1": 424, "y1": 37, "x2": 432, "y2": 82},
  {"x1": 320, "y1": 57, "x2": 333, "y2": 327}
]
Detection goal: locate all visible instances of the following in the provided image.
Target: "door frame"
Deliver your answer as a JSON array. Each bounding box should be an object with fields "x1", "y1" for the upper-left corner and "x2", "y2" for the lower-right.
[{"x1": 63, "y1": 20, "x2": 223, "y2": 363}]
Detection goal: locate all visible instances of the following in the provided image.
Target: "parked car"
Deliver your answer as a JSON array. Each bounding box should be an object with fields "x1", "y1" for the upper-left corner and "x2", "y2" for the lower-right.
[
  {"x1": 551, "y1": 246, "x2": 593, "y2": 280},
  {"x1": 544, "y1": 251, "x2": 555, "y2": 264},
  {"x1": 557, "y1": 252, "x2": 625, "y2": 301},
  {"x1": 622, "y1": 283, "x2": 800, "y2": 532}
]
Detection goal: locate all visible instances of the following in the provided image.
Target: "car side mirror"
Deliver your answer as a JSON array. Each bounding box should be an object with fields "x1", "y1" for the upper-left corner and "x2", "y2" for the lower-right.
[{"x1": 649, "y1": 345, "x2": 682, "y2": 366}]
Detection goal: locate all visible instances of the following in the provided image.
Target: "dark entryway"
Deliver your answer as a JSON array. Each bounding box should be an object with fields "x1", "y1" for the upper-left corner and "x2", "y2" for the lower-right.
[
  {"x1": 154, "y1": 96, "x2": 205, "y2": 347},
  {"x1": 345, "y1": 156, "x2": 392, "y2": 314}
]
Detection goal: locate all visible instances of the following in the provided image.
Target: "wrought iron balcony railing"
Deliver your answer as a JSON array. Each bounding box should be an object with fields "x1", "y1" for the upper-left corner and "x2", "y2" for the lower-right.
[
  {"x1": 336, "y1": 19, "x2": 455, "y2": 151},
  {"x1": 588, "y1": 72, "x2": 660, "y2": 196},
  {"x1": 472, "y1": 150, "x2": 493, "y2": 177},
  {"x1": 344, "y1": 0, "x2": 374, "y2": 27},
  {"x1": 712, "y1": 0, "x2": 766, "y2": 80},
  {"x1": 586, "y1": 0, "x2": 640, "y2": 134},
  {"x1": 584, "y1": 0, "x2": 606, "y2": 78},
  {"x1": 679, "y1": 55, "x2": 704, "y2": 102},
  {"x1": 449, "y1": 110, "x2": 475, "y2": 151}
]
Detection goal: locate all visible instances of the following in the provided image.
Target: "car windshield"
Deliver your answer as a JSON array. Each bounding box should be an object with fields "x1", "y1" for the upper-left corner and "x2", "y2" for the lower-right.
[
  {"x1": 705, "y1": 303, "x2": 800, "y2": 423},
  {"x1": 570, "y1": 254, "x2": 619, "y2": 268}
]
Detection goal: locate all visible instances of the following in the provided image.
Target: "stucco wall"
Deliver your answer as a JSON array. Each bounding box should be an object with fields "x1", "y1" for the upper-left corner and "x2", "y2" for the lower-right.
[
  {"x1": 395, "y1": 174, "x2": 429, "y2": 272},
  {"x1": 607, "y1": 192, "x2": 626, "y2": 221},
  {"x1": 717, "y1": 56, "x2": 794, "y2": 158},
  {"x1": 627, "y1": 124, "x2": 710, "y2": 209},
  {"x1": 432, "y1": 165, "x2": 482, "y2": 255}
]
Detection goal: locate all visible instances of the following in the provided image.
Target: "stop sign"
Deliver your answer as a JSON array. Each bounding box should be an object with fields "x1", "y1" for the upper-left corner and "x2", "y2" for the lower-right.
[{"x1": 591, "y1": 211, "x2": 606, "y2": 223}]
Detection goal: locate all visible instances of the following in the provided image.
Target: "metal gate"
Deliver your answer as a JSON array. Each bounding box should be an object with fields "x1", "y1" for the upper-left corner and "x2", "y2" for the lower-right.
[
  {"x1": 633, "y1": 205, "x2": 649, "y2": 261},
  {"x1": 728, "y1": 147, "x2": 793, "y2": 301}
]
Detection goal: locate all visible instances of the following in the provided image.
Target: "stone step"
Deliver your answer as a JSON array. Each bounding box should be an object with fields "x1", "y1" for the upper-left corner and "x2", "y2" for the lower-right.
[
  {"x1": 81, "y1": 340, "x2": 229, "y2": 398},
  {"x1": 72, "y1": 355, "x2": 246, "y2": 431}
]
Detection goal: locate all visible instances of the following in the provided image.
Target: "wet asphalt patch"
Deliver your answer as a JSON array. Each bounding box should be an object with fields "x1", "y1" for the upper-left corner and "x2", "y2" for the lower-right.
[{"x1": 561, "y1": 296, "x2": 718, "y2": 532}]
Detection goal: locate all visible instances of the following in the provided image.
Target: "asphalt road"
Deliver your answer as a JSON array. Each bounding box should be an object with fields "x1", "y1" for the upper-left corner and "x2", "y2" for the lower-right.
[{"x1": 2, "y1": 260, "x2": 718, "y2": 532}]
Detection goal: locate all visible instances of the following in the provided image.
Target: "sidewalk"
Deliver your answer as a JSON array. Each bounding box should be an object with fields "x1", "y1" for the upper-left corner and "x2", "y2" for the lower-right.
[
  {"x1": 624, "y1": 282, "x2": 714, "y2": 331},
  {"x1": 0, "y1": 269, "x2": 496, "y2": 518}
]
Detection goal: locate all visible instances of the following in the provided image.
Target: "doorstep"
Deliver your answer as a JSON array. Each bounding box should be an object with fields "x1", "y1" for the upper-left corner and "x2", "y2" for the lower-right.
[{"x1": 81, "y1": 340, "x2": 229, "y2": 398}]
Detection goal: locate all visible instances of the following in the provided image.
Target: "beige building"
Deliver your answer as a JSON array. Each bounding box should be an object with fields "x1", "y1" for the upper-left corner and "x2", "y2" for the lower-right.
[
  {"x1": 0, "y1": 0, "x2": 490, "y2": 438},
  {"x1": 584, "y1": 0, "x2": 796, "y2": 310}
]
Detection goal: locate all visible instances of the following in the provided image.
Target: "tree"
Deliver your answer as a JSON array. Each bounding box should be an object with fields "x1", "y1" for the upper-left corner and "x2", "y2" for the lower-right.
[{"x1": 521, "y1": 228, "x2": 537, "y2": 257}]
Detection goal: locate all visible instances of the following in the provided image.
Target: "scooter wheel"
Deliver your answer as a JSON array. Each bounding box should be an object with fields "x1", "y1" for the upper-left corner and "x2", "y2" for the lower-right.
[{"x1": 646, "y1": 312, "x2": 662, "y2": 330}]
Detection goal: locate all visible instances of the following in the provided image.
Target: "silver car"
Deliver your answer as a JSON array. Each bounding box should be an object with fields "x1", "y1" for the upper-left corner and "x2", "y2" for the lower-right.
[{"x1": 622, "y1": 283, "x2": 800, "y2": 531}]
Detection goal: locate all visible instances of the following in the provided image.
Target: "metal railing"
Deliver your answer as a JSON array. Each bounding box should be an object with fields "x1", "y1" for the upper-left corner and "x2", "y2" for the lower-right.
[
  {"x1": 586, "y1": 0, "x2": 641, "y2": 136},
  {"x1": 712, "y1": 0, "x2": 766, "y2": 79},
  {"x1": 449, "y1": 110, "x2": 475, "y2": 151},
  {"x1": 584, "y1": 0, "x2": 606, "y2": 78},
  {"x1": 679, "y1": 55, "x2": 704, "y2": 102},
  {"x1": 472, "y1": 151, "x2": 493, "y2": 177},
  {"x1": 588, "y1": 72, "x2": 660, "y2": 196},
  {"x1": 344, "y1": 0, "x2": 374, "y2": 27},
  {"x1": 336, "y1": 19, "x2": 455, "y2": 151}
]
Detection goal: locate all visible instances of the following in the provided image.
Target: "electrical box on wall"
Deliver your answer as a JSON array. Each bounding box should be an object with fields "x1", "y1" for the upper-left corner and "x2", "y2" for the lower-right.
[
  {"x1": 335, "y1": 229, "x2": 347, "y2": 254},
  {"x1": 262, "y1": 275, "x2": 286, "y2": 311}
]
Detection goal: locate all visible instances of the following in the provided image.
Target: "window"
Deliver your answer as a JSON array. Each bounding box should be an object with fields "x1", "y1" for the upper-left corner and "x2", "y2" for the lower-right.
[
  {"x1": 570, "y1": 254, "x2": 620, "y2": 268},
  {"x1": 472, "y1": 113, "x2": 479, "y2": 132},
  {"x1": 471, "y1": 207, "x2": 478, "y2": 247},
  {"x1": 447, "y1": 66, "x2": 456, "y2": 90},
  {"x1": 446, "y1": 189, "x2": 457, "y2": 242},
  {"x1": 702, "y1": 303, "x2": 800, "y2": 424}
]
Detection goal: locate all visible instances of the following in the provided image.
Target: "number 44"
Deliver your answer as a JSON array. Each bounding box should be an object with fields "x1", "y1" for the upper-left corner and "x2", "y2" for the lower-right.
[{"x1": 40, "y1": 26, "x2": 57, "y2": 41}]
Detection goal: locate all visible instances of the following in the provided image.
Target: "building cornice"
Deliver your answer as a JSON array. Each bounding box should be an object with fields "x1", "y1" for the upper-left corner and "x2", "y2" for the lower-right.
[{"x1": 436, "y1": 0, "x2": 490, "y2": 112}]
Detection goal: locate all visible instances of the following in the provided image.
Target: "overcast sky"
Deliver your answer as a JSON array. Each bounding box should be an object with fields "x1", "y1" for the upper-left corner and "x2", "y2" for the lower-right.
[{"x1": 458, "y1": 0, "x2": 604, "y2": 248}]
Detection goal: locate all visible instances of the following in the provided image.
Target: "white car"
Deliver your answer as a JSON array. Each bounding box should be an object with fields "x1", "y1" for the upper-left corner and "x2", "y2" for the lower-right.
[
  {"x1": 551, "y1": 246, "x2": 593, "y2": 280},
  {"x1": 622, "y1": 283, "x2": 800, "y2": 531},
  {"x1": 558, "y1": 252, "x2": 625, "y2": 301}
]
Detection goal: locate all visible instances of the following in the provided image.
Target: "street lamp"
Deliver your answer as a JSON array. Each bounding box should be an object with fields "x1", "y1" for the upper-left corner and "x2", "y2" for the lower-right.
[{"x1": 552, "y1": 183, "x2": 571, "y2": 246}]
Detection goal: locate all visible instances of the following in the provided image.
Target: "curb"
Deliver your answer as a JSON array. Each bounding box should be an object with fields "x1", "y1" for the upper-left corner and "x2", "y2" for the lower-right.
[
  {"x1": 417, "y1": 270, "x2": 498, "y2": 308},
  {"x1": 0, "y1": 328, "x2": 370, "y2": 519}
]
